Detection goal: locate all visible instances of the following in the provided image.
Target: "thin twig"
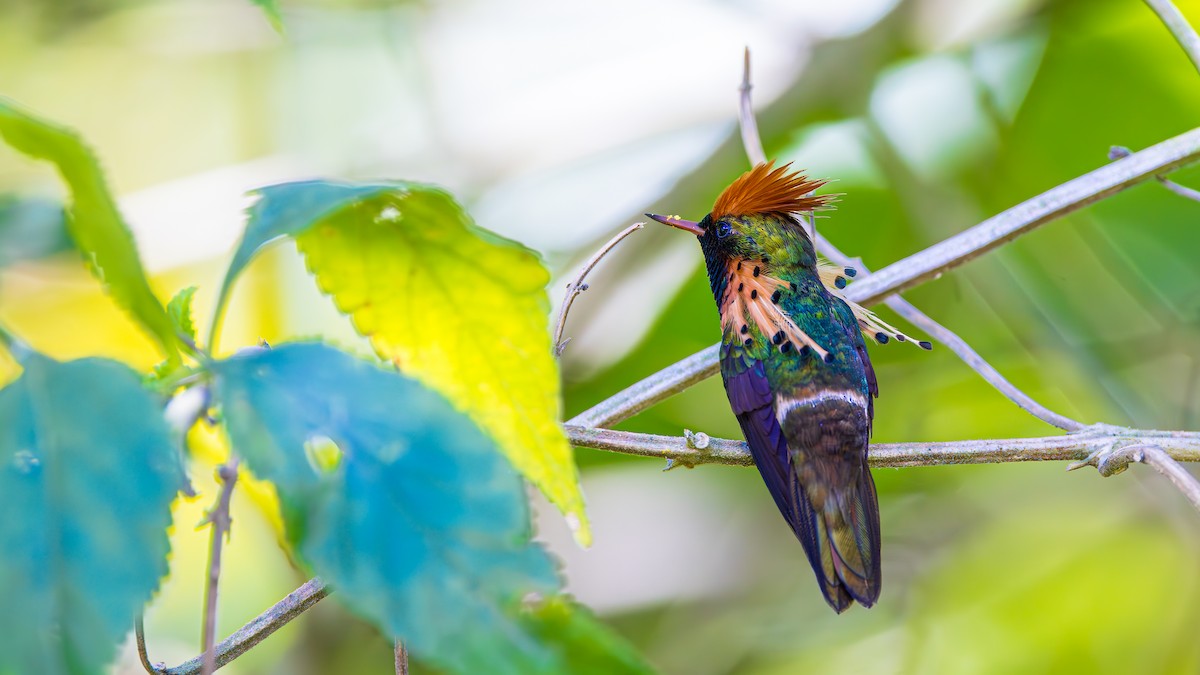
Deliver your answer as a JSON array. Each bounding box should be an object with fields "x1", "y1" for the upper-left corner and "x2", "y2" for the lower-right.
[
  {"x1": 565, "y1": 423, "x2": 1200, "y2": 469},
  {"x1": 162, "y1": 578, "x2": 331, "y2": 675},
  {"x1": 553, "y1": 222, "x2": 645, "y2": 356},
  {"x1": 738, "y1": 47, "x2": 767, "y2": 167},
  {"x1": 200, "y1": 458, "x2": 239, "y2": 675},
  {"x1": 394, "y1": 640, "x2": 409, "y2": 675},
  {"x1": 814, "y1": 233, "x2": 1085, "y2": 432},
  {"x1": 572, "y1": 128, "x2": 1200, "y2": 428},
  {"x1": 136, "y1": 615, "x2": 164, "y2": 674},
  {"x1": 1109, "y1": 145, "x2": 1200, "y2": 202},
  {"x1": 1144, "y1": 0, "x2": 1200, "y2": 75}
]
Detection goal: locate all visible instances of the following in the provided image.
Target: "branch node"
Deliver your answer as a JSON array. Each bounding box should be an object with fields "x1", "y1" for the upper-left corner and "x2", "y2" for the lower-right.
[
  {"x1": 684, "y1": 429, "x2": 710, "y2": 450},
  {"x1": 1066, "y1": 441, "x2": 1150, "y2": 477}
]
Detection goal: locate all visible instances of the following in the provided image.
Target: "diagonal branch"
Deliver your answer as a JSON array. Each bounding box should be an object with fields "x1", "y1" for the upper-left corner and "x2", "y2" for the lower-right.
[
  {"x1": 161, "y1": 577, "x2": 331, "y2": 675},
  {"x1": 849, "y1": 128, "x2": 1200, "y2": 306}
]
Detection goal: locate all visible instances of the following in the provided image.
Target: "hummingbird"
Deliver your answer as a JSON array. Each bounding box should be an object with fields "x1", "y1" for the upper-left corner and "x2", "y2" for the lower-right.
[{"x1": 649, "y1": 162, "x2": 929, "y2": 612}]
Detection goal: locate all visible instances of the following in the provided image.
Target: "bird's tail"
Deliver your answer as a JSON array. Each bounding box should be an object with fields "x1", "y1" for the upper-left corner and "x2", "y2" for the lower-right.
[{"x1": 782, "y1": 397, "x2": 882, "y2": 612}]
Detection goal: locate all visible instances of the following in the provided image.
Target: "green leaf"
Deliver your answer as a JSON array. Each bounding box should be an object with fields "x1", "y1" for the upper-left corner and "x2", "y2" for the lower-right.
[
  {"x1": 0, "y1": 350, "x2": 184, "y2": 675},
  {"x1": 522, "y1": 597, "x2": 658, "y2": 675},
  {"x1": 167, "y1": 286, "x2": 198, "y2": 345},
  {"x1": 212, "y1": 342, "x2": 562, "y2": 673},
  {"x1": 0, "y1": 98, "x2": 181, "y2": 365},
  {"x1": 249, "y1": 0, "x2": 285, "y2": 34},
  {"x1": 216, "y1": 180, "x2": 591, "y2": 545}
]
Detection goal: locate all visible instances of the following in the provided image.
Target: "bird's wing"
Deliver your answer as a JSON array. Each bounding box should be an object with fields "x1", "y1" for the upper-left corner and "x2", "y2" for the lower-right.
[{"x1": 720, "y1": 340, "x2": 848, "y2": 609}]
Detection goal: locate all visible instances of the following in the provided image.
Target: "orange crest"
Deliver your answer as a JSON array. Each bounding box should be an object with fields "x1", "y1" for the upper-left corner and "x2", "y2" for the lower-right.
[{"x1": 711, "y1": 161, "x2": 832, "y2": 220}]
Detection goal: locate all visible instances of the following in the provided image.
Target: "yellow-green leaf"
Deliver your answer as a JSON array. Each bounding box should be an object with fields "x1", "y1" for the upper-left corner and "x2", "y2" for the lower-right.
[
  {"x1": 218, "y1": 181, "x2": 590, "y2": 544},
  {"x1": 0, "y1": 98, "x2": 181, "y2": 365}
]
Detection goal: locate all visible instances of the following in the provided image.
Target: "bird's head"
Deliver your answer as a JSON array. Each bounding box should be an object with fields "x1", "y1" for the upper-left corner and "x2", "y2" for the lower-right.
[{"x1": 648, "y1": 161, "x2": 833, "y2": 266}]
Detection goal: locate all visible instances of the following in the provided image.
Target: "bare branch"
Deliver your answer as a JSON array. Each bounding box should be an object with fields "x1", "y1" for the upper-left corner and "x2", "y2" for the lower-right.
[
  {"x1": 553, "y1": 221, "x2": 644, "y2": 356},
  {"x1": 814, "y1": 233, "x2": 1085, "y2": 432},
  {"x1": 565, "y1": 423, "x2": 1200, "y2": 469},
  {"x1": 1144, "y1": 0, "x2": 1200, "y2": 75},
  {"x1": 1109, "y1": 145, "x2": 1200, "y2": 203},
  {"x1": 200, "y1": 459, "x2": 239, "y2": 675},
  {"x1": 162, "y1": 577, "x2": 331, "y2": 675}
]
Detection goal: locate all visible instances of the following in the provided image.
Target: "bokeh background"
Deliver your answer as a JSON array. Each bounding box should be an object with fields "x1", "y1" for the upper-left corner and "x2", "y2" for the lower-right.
[{"x1": 3, "y1": 0, "x2": 1200, "y2": 672}]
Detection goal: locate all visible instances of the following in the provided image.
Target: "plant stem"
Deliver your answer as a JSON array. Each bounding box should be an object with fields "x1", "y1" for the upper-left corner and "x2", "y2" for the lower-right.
[{"x1": 200, "y1": 458, "x2": 239, "y2": 675}]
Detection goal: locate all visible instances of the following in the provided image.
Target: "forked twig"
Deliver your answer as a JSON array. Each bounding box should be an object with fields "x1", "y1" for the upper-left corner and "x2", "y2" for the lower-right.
[{"x1": 553, "y1": 222, "x2": 645, "y2": 356}]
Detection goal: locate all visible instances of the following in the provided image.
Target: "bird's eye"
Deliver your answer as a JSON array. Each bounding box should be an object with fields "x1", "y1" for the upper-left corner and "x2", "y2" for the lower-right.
[{"x1": 716, "y1": 221, "x2": 733, "y2": 239}]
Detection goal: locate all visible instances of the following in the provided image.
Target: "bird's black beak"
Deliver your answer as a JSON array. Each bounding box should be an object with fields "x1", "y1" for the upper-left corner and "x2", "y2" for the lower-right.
[{"x1": 646, "y1": 213, "x2": 704, "y2": 236}]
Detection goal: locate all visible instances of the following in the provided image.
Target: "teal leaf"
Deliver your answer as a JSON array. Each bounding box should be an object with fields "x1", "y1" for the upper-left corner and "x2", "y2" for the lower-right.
[
  {"x1": 0, "y1": 98, "x2": 182, "y2": 365},
  {"x1": 0, "y1": 351, "x2": 184, "y2": 675},
  {"x1": 167, "y1": 286, "x2": 198, "y2": 345},
  {"x1": 212, "y1": 342, "x2": 562, "y2": 674}
]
